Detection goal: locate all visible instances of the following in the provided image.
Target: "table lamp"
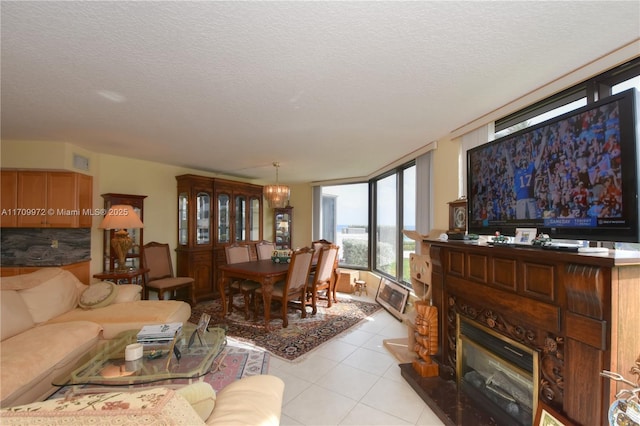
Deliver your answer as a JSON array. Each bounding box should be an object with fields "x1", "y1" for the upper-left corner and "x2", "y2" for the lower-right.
[{"x1": 99, "y1": 204, "x2": 144, "y2": 272}]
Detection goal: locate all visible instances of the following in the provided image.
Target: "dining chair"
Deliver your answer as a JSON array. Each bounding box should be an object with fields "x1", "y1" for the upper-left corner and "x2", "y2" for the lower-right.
[
  {"x1": 142, "y1": 242, "x2": 195, "y2": 306},
  {"x1": 311, "y1": 239, "x2": 333, "y2": 264},
  {"x1": 307, "y1": 244, "x2": 339, "y2": 315},
  {"x1": 254, "y1": 247, "x2": 314, "y2": 328},
  {"x1": 256, "y1": 240, "x2": 276, "y2": 261},
  {"x1": 224, "y1": 243, "x2": 260, "y2": 319}
]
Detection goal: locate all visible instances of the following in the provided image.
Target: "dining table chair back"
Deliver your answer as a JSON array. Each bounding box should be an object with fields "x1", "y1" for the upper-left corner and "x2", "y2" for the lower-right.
[
  {"x1": 255, "y1": 246, "x2": 314, "y2": 328},
  {"x1": 224, "y1": 243, "x2": 258, "y2": 319},
  {"x1": 256, "y1": 240, "x2": 276, "y2": 261},
  {"x1": 225, "y1": 243, "x2": 251, "y2": 264},
  {"x1": 308, "y1": 244, "x2": 339, "y2": 314},
  {"x1": 311, "y1": 239, "x2": 332, "y2": 263}
]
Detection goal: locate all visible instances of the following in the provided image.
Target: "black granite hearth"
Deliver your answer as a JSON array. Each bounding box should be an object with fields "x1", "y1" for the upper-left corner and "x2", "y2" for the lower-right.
[{"x1": 399, "y1": 363, "x2": 499, "y2": 426}]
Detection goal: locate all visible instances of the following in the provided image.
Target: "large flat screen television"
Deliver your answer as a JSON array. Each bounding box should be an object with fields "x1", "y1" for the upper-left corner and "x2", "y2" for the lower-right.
[{"x1": 467, "y1": 88, "x2": 639, "y2": 243}]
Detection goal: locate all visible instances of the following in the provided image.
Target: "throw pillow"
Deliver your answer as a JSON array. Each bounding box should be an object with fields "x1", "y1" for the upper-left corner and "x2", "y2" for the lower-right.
[
  {"x1": 112, "y1": 284, "x2": 142, "y2": 303},
  {"x1": 79, "y1": 281, "x2": 117, "y2": 309}
]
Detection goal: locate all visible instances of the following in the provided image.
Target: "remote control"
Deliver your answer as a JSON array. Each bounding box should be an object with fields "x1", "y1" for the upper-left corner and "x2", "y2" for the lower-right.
[{"x1": 578, "y1": 247, "x2": 609, "y2": 253}]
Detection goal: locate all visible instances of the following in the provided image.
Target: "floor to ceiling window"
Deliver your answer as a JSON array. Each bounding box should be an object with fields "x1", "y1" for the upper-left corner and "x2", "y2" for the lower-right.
[
  {"x1": 402, "y1": 166, "x2": 416, "y2": 281},
  {"x1": 375, "y1": 173, "x2": 397, "y2": 277},
  {"x1": 317, "y1": 183, "x2": 369, "y2": 269},
  {"x1": 373, "y1": 162, "x2": 415, "y2": 286},
  {"x1": 314, "y1": 161, "x2": 416, "y2": 287}
]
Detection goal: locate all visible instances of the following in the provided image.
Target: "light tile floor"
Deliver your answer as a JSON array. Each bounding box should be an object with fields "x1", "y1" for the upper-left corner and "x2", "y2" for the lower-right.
[{"x1": 268, "y1": 292, "x2": 445, "y2": 426}]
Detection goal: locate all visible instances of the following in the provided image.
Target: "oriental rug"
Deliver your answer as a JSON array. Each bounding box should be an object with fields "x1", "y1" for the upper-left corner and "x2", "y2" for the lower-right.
[
  {"x1": 189, "y1": 297, "x2": 382, "y2": 361},
  {"x1": 205, "y1": 337, "x2": 270, "y2": 391}
]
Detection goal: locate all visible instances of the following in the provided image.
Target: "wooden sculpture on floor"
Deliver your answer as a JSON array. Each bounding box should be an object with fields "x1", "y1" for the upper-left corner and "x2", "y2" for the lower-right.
[{"x1": 412, "y1": 300, "x2": 439, "y2": 377}]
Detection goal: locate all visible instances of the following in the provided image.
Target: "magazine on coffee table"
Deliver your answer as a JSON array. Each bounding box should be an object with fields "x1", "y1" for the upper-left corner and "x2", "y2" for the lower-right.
[{"x1": 137, "y1": 322, "x2": 183, "y2": 344}]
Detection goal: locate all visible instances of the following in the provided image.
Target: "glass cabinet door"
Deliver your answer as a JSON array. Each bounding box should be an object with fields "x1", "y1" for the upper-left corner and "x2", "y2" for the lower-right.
[
  {"x1": 196, "y1": 192, "x2": 210, "y2": 244},
  {"x1": 178, "y1": 192, "x2": 188, "y2": 245},
  {"x1": 249, "y1": 197, "x2": 260, "y2": 241},
  {"x1": 218, "y1": 193, "x2": 230, "y2": 243},
  {"x1": 274, "y1": 207, "x2": 292, "y2": 249},
  {"x1": 235, "y1": 195, "x2": 246, "y2": 241}
]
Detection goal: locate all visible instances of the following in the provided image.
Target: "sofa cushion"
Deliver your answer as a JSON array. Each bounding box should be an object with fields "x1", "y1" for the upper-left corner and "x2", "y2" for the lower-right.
[
  {"x1": 0, "y1": 267, "x2": 67, "y2": 291},
  {"x1": 18, "y1": 270, "x2": 80, "y2": 323},
  {"x1": 176, "y1": 382, "x2": 216, "y2": 421},
  {"x1": 0, "y1": 387, "x2": 205, "y2": 425},
  {"x1": 113, "y1": 284, "x2": 142, "y2": 303},
  {"x1": 47, "y1": 300, "x2": 191, "y2": 339},
  {"x1": 0, "y1": 321, "x2": 101, "y2": 405},
  {"x1": 207, "y1": 374, "x2": 284, "y2": 426},
  {"x1": 79, "y1": 281, "x2": 117, "y2": 309},
  {"x1": 0, "y1": 290, "x2": 35, "y2": 341}
]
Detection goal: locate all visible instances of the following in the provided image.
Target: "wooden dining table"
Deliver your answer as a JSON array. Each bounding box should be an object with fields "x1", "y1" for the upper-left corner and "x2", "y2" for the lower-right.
[{"x1": 218, "y1": 259, "x2": 291, "y2": 328}]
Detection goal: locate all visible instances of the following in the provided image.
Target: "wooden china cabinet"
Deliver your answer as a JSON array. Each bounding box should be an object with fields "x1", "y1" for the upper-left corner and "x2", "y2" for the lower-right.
[
  {"x1": 176, "y1": 175, "x2": 263, "y2": 301},
  {"x1": 211, "y1": 178, "x2": 263, "y2": 294},
  {"x1": 273, "y1": 206, "x2": 293, "y2": 249},
  {"x1": 176, "y1": 175, "x2": 214, "y2": 302}
]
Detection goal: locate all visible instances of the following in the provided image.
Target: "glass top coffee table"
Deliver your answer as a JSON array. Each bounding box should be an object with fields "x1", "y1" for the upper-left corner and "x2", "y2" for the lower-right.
[{"x1": 53, "y1": 324, "x2": 226, "y2": 388}]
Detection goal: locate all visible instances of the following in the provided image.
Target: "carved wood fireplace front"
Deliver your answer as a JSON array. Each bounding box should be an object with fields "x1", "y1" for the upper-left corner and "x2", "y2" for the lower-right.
[{"x1": 400, "y1": 240, "x2": 639, "y2": 426}]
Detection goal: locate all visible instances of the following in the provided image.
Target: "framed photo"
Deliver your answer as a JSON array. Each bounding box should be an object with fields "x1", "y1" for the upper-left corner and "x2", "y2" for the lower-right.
[
  {"x1": 375, "y1": 277, "x2": 410, "y2": 321},
  {"x1": 196, "y1": 313, "x2": 211, "y2": 336},
  {"x1": 516, "y1": 228, "x2": 537, "y2": 245},
  {"x1": 534, "y1": 401, "x2": 573, "y2": 426},
  {"x1": 189, "y1": 313, "x2": 211, "y2": 348},
  {"x1": 448, "y1": 198, "x2": 467, "y2": 232}
]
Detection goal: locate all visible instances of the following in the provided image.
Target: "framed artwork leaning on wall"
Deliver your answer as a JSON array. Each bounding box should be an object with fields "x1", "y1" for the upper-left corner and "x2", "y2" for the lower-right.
[{"x1": 375, "y1": 277, "x2": 410, "y2": 321}]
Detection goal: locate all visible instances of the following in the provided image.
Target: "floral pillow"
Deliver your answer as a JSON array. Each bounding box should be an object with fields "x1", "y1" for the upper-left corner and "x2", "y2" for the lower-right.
[
  {"x1": 78, "y1": 281, "x2": 117, "y2": 309},
  {"x1": 0, "y1": 387, "x2": 205, "y2": 425}
]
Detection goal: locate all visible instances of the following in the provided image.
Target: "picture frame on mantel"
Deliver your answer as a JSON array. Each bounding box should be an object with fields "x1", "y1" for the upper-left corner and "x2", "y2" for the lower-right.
[
  {"x1": 534, "y1": 401, "x2": 573, "y2": 426},
  {"x1": 516, "y1": 227, "x2": 537, "y2": 245}
]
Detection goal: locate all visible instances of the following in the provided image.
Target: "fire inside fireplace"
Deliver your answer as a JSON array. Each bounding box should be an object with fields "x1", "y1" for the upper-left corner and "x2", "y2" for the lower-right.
[{"x1": 457, "y1": 316, "x2": 538, "y2": 426}]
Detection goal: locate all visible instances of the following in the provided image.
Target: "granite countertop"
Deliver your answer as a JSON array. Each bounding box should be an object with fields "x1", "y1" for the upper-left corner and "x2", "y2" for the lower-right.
[
  {"x1": 0, "y1": 258, "x2": 89, "y2": 267},
  {"x1": 1, "y1": 244, "x2": 90, "y2": 267}
]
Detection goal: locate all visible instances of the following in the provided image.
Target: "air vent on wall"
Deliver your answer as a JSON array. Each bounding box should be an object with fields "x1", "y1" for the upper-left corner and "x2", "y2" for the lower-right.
[{"x1": 73, "y1": 154, "x2": 89, "y2": 171}]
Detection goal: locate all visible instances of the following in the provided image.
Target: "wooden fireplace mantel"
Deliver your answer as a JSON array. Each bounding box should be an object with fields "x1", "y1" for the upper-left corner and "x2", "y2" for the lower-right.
[{"x1": 424, "y1": 240, "x2": 639, "y2": 426}]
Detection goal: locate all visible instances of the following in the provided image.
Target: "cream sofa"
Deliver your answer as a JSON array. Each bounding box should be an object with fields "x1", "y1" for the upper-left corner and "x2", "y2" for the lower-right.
[
  {"x1": 0, "y1": 268, "x2": 191, "y2": 407},
  {"x1": 0, "y1": 375, "x2": 285, "y2": 425}
]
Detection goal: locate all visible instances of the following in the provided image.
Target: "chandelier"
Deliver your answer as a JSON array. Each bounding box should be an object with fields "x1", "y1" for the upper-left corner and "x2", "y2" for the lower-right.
[{"x1": 263, "y1": 162, "x2": 290, "y2": 209}]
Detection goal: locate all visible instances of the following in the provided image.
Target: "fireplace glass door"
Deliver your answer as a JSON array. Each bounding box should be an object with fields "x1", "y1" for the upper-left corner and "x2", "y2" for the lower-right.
[{"x1": 457, "y1": 316, "x2": 537, "y2": 426}]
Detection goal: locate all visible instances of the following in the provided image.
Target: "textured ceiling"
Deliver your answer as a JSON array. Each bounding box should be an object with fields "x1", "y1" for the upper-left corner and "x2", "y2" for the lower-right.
[{"x1": 2, "y1": 1, "x2": 639, "y2": 183}]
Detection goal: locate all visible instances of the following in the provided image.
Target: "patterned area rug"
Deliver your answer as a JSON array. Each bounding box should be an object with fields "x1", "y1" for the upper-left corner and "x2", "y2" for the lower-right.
[
  {"x1": 206, "y1": 337, "x2": 270, "y2": 391},
  {"x1": 189, "y1": 297, "x2": 382, "y2": 361}
]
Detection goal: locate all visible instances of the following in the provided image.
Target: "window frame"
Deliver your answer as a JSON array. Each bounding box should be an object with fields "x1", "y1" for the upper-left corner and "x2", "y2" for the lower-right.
[
  {"x1": 371, "y1": 160, "x2": 416, "y2": 286},
  {"x1": 496, "y1": 57, "x2": 640, "y2": 134}
]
